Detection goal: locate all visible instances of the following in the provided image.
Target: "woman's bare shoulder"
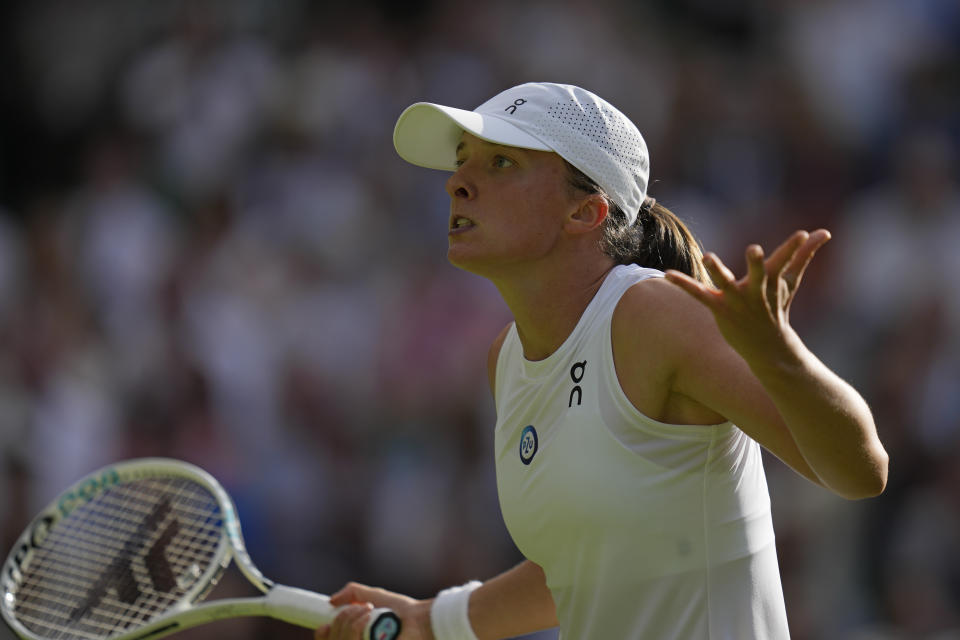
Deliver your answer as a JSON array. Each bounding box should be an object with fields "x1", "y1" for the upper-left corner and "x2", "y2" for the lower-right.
[{"x1": 613, "y1": 275, "x2": 715, "y2": 337}]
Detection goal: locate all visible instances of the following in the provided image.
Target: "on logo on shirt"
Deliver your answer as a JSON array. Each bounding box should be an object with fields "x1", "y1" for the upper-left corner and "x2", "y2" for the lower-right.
[{"x1": 569, "y1": 360, "x2": 587, "y2": 407}]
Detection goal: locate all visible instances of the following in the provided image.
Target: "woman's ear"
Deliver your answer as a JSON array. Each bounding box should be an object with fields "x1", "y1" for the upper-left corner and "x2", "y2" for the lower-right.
[{"x1": 564, "y1": 194, "x2": 609, "y2": 234}]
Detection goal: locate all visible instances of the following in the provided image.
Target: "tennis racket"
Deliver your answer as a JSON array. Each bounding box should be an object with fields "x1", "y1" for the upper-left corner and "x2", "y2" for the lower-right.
[{"x1": 1, "y1": 458, "x2": 401, "y2": 640}]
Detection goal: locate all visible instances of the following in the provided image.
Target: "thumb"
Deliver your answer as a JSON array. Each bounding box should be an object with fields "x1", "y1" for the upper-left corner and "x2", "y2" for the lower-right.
[{"x1": 330, "y1": 582, "x2": 378, "y2": 607}]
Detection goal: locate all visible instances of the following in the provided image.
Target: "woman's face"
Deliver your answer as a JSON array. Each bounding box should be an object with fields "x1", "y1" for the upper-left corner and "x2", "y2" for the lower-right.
[{"x1": 444, "y1": 133, "x2": 581, "y2": 278}]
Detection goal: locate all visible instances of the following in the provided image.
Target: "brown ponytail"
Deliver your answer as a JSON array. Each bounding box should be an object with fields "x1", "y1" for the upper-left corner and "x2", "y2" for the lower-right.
[{"x1": 566, "y1": 163, "x2": 711, "y2": 284}]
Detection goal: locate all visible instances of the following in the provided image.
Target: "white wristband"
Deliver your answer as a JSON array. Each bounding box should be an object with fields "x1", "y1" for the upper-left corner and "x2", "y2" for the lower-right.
[{"x1": 430, "y1": 580, "x2": 482, "y2": 640}]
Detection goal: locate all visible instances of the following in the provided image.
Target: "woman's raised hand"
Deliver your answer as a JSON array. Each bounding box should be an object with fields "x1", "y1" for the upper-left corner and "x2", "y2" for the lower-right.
[{"x1": 664, "y1": 229, "x2": 831, "y2": 366}]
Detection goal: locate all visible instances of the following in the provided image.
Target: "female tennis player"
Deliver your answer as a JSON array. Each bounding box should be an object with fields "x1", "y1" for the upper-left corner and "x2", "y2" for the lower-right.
[{"x1": 315, "y1": 82, "x2": 889, "y2": 639}]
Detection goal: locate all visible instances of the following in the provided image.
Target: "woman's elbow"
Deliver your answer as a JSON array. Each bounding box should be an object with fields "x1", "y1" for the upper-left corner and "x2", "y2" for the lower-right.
[{"x1": 837, "y1": 446, "x2": 889, "y2": 500}]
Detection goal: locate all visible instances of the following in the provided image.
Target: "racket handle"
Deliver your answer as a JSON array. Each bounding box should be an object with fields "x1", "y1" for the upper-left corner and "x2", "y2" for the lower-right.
[
  {"x1": 366, "y1": 607, "x2": 402, "y2": 640},
  {"x1": 265, "y1": 585, "x2": 401, "y2": 640}
]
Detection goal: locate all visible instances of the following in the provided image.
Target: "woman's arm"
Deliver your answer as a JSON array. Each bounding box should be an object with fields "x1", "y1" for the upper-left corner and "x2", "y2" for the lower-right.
[
  {"x1": 620, "y1": 230, "x2": 887, "y2": 499},
  {"x1": 316, "y1": 561, "x2": 557, "y2": 640},
  {"x1": 669, "y1": 230, "x2": 887, "y2": 498},
  {"x1": 469, "y1": 560, "x2": 558, "y2": 639}
]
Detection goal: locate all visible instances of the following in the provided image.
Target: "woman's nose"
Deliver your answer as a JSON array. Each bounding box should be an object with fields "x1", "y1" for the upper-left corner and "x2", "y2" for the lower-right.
[{"x1": 445, "y1": 167, "x2": 474, "y2": 200}]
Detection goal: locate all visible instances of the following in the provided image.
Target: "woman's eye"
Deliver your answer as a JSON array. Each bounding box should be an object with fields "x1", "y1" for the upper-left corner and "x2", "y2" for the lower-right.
[{"x1": 454, "y1": 155, "x2": 513, "y2": 169}]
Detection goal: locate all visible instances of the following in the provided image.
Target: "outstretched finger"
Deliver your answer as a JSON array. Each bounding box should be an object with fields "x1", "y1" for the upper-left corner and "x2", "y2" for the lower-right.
[
  {"x1": 664, "y1": 269, "x2": 719, "y2": 307},
  {"x1": 764, "y1": 231, "x2": 809, "y2": 280},
  {"x1": 745, "y1": 244, "x2": 766, "y2": 294},
  {"x1": 703, "y1": 252, "x2": 737, "y2": 289},
  {"x1": 783, "y1": 228, "x2": 831, "y2": 291}
]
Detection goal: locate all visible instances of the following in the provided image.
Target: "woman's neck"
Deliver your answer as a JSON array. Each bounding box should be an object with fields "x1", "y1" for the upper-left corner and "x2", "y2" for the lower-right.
[{"x1": 492, "y1": 259, "x2": 615, "y2": 361}]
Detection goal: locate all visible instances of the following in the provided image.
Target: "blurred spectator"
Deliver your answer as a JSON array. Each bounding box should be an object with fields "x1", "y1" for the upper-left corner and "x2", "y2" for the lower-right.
[{"x1": 0, "y1": 2, "x2": 958, "y2": 639}]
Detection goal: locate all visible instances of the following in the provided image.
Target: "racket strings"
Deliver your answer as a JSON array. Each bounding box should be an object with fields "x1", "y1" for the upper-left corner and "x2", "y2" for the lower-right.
[{"x1": 11, "y1": 477, "x2": 226, "y2": 639}]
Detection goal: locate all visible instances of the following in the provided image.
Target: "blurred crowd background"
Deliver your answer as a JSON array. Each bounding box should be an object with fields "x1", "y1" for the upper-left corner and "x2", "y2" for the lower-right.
[{"x1": 0, "y1": 1, "x2": 958, "y2": 638}]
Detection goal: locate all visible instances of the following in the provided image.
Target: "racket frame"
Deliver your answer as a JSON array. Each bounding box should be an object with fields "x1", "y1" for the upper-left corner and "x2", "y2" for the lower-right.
[{"x1": 0, "y1": 458, "x2": 371, "y2": 640}]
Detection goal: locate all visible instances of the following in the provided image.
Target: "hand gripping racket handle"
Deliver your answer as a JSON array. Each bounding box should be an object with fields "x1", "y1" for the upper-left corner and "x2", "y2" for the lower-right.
[{"x1": 265, "y1": 585, "x2": 401, "y2": 640}]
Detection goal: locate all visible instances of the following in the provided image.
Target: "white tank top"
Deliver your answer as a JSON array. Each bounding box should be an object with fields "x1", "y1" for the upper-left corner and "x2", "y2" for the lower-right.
[{"x1": 494, "y1": 264, "x2": 790, "y2": 639}]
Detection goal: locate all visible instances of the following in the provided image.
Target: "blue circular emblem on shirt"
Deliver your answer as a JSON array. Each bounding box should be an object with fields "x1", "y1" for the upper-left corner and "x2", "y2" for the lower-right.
[{"x1": 519, "y1": 425, "x2": 538, "y2": 465}]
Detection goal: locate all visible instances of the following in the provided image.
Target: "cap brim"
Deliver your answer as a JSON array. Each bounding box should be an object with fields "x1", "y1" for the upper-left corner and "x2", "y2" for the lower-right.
[{"x1": 393, "y1": 102, "x2": 553, "y2": 170}]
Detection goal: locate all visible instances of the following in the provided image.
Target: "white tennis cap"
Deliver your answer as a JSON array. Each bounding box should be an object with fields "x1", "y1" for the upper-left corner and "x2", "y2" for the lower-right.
[{"x1": 393, "y1": 82, "x2": 650, "y2": 225}]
